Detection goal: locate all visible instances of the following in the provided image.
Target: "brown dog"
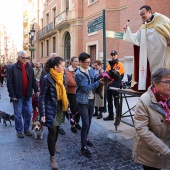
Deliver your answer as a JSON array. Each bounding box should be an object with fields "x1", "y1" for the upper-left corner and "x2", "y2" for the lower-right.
[{"x1": 32, "y1": 121, "x2": 44, "y2": 139}]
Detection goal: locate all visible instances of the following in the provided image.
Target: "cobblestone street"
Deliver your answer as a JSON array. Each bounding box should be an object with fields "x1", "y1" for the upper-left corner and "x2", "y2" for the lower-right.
[{"x1": 0, "y1": 84, "x2": 142, "y2": 170}]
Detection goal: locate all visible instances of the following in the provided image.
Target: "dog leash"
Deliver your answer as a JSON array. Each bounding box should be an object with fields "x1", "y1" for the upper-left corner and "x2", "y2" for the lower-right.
[
  {"x1": 70, "y1": 112, "x2": 78, "y2": 123},
  {"x1": 34, "y1": 115, "x2": 40, "y2": 122}
]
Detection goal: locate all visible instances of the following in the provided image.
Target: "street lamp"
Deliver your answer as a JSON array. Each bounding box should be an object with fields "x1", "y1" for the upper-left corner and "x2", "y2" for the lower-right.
[{"x1": 29, "y1": 24, "x2": 35, "y2": 62}]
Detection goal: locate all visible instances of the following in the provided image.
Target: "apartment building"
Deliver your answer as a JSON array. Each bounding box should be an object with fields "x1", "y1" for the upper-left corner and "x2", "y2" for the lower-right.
[
  {"x1": 23, "y1": 10, "x2": 29, "y2": 53},
  {"x1": 0, "y1": 24, "x2": 5, "y2": 63},
  {"x1": 33, "y1": 0, "x2": 170, "y2": 71},
  {"x1": 0, "y1": 25, "x2": 17, "y2": 64}
]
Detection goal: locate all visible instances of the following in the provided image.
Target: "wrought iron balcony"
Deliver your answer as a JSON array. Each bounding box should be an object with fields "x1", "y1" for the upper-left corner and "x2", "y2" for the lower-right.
[
  {"x1": 55, "y1": 8, "x2": 69, "y2": 29},
  {"x1": 36, "y1": 22, "x2": 54, "y2": 39}
]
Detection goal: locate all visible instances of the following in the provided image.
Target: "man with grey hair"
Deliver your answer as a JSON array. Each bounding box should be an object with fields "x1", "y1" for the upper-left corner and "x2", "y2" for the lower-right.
[
  {"x1": 7, "y1": 50, "x2": 39, "y2": 138},
  {"x1": 50, "y1": 53, "x2": 58, "y2": 58}
]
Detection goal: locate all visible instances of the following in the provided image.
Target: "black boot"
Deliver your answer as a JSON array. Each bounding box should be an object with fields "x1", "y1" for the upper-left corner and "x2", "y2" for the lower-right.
[
  {"x1": 93, "y1": 107, "x2": 98, "y2": 116},
  {"x1": 71, "y1": 126, "x2": 77, "y2": 133},
  {"x1": 103, "y1": 111, "x2": 114, "y2": 121},
  {"x1": 97, "y1": 107, "x2": 103, "y2": 119}
]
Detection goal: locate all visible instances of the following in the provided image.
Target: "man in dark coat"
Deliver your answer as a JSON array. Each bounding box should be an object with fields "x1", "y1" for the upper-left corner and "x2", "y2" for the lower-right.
[{"x1": 7, "y1": 50, "x2": 39, "y2": 138}]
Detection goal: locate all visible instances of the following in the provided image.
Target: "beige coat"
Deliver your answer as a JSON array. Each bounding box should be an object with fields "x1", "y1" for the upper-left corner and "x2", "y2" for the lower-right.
[
  {"x1": 33, "y1": 67, "x2": 42, "y2": 82},
  {"x1": 95, "y1": 87, "x2": 104, "y2": 107},
  {"x1": 133, "y1": 86, "x2": 170, "y2": 169},
  {"x1": 94, "y1": 68, "x2": 104, "y2": 107}
]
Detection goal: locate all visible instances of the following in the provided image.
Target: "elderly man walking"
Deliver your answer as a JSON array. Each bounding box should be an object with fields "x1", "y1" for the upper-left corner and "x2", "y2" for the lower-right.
[{"x1": 7, "y1": 50, "x2": 39, "y2": 138}]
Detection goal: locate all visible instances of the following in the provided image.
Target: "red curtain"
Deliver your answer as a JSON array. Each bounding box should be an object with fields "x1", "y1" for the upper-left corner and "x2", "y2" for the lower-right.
[{"x1": 132, "y1": 45, "x2": 151, "y2": 92}]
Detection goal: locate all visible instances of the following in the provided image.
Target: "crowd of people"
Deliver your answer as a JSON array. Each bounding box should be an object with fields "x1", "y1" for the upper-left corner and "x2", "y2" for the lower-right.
[
  {"x1": 0, "y1": 5, "x2": 170, "y2": 170},
  {"x1": 3, "y1": 49, "x2": 124, "y2": 169},
  {"x1": 0, "y1": 62, "x2": 12, "y2": 87}
]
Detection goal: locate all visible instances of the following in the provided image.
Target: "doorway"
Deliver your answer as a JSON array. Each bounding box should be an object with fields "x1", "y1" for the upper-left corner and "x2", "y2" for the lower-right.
[
  {"x1": 64, "y1": 32, "x2": 71, "y2": 60},
  {"x1": 89, "y1": 45, "x2": 96, "y2": 65}
]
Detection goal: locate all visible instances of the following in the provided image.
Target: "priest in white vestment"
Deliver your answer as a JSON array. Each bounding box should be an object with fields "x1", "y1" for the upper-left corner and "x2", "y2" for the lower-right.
[{"x1": 123, "y1": 5, "x2": 170, "y2": 91}]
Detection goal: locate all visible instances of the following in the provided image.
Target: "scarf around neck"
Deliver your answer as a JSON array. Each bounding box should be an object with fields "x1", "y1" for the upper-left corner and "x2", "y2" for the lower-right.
[
  {"x1": 151, "y1": 86, "x2": 170, "y2": 122},
  {"x1": 50, "y1": 68, "x2": 68, "y2": 111}
]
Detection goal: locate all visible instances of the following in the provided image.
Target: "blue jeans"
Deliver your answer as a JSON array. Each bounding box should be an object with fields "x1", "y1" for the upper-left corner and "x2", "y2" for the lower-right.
[
  {"x1": 13, "y1": 97, "x2": 33, "y2": 133},
  {"x1": 78, "y1": 99, "x2": 94, "y2": 147}
]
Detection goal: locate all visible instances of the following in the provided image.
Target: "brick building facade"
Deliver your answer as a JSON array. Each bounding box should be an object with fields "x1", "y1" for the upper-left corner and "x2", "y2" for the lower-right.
[{"x1": 33, "y1": 0, "x2": 170, "y2": 76}]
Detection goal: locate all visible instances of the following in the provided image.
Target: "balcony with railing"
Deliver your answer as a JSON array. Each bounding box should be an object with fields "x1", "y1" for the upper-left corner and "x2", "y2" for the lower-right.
[
  {"x1": 54, "y1": 8, "x2": 70, "y2": 29},
  {"x1": 36, "y1": 22, "x2": 54, "y2": 39}
]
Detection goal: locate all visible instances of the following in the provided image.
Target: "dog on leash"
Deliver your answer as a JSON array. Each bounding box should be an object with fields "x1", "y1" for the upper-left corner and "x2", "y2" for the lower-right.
[
  {"x1": 32, "y1": 121, "x2": 44, "y2": 139},
  {"x1": 0, "y1": 111, "x2": 15, "y2": 126},
  {"x1": 96, "y1": 69, "x2": 121, "y2": 99}
]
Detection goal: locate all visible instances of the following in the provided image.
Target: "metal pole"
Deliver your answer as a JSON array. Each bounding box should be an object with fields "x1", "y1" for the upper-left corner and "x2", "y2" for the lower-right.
[
  {"x1": 31, "y1": 50, "x2": 32, "y2": 62},
  {"x1": 30, "y1": 37, "x2": 33, "y2": 62},
  {"x1": 103, "y1": 9, "x2": 107, "y2": 112},
  {"x1": 33, "y1": 49, "x2": 34, "y2": 61},
  {"x1": 31, "y1": 37, "x2": 32, "y2": 62},
  {"x1": 103, "y1": 9, "x2": 106, "y2": 70}
]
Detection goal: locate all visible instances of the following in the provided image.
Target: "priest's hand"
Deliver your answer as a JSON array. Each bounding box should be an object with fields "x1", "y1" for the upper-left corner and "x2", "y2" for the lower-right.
[
  {"x1": 124, "y1": 20, "x2": 130, "y2": 32},
  {"x1": 123, "y1": 24, "x2": 128, "y2": 32}
]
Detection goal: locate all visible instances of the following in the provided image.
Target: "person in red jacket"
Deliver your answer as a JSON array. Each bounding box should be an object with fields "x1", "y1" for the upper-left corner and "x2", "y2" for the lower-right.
[{"x1": 0, "y1": 64, "x2": 6, "y2": 87}]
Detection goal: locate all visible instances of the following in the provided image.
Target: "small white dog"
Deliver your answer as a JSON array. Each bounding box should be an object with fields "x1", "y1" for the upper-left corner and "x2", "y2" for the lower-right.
[{"x1": 32, "y1": 121, "x2": 44, "y2": 139}]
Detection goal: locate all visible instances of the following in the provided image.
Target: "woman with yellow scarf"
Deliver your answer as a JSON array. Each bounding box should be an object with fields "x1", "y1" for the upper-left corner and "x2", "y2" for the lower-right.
[{"x1": 39, "y1": 56, "x2": 68, "y2": 170}]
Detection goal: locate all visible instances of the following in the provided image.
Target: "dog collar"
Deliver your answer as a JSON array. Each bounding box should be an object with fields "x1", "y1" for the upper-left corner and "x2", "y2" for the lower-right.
[{"x1": 102, "y1": 71, "x2": 114, "y2": 82}]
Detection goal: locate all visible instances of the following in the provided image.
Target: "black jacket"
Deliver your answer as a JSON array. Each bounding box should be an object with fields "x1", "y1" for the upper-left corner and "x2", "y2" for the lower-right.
[
  {"x1": 7, "y1": 62, "x2": 38, "y2": 99},
  {"x1": 38, "y1": 74, "x2": 58, "y2": 128},
  {"x1": 40, "y1": 69, "x2": 46, "y2": 85}
]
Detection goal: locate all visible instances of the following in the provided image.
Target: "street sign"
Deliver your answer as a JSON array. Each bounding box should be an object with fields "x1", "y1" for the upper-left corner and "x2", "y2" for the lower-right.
[
  {"x1": 87, "y1": 16, "x2": 103, "y2": 34},
  {"x1": 106, "y1": 30, "x2": 124, "y2": 39}
]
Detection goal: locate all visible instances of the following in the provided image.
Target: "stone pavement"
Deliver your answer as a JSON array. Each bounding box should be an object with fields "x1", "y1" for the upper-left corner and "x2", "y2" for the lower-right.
[{"x1": 0, "y1": 84, "x2": 142, "y2": 170}]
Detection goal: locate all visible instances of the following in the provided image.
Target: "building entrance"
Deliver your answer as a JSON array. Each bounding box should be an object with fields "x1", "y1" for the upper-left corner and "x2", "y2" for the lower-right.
[
  {"x1": 90, "y1": 45, "x2": 96, "y2": 64},
  {"x1": 64, "y1": 32, "x2": 71, "y2": 60}
]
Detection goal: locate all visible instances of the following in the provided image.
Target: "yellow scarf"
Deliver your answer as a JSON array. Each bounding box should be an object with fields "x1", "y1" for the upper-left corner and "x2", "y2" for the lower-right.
[{"x1": 50, "y1": 68, "x2": 68, "y2": 111}]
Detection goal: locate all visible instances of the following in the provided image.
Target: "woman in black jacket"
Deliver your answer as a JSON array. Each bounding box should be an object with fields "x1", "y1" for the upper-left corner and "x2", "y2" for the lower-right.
[{"x1": 39, "y1": 57, "x2": 68, "y2": 169}]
